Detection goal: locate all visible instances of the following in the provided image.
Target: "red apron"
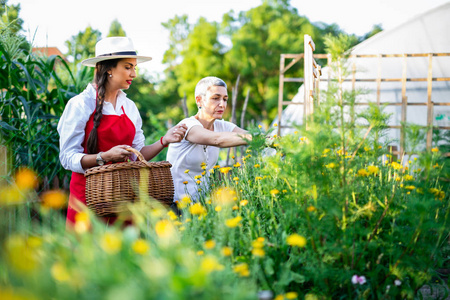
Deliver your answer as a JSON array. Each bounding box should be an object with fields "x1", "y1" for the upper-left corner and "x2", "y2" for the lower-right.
[{"x1": 66, "y1": 106, "x2": 135, "y2": 226}]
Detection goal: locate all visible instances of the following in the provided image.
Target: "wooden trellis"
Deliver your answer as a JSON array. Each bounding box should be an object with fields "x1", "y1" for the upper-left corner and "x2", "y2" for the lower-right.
[{"x1": 277, "y1": 41, "x2": 450, "y2": 155}]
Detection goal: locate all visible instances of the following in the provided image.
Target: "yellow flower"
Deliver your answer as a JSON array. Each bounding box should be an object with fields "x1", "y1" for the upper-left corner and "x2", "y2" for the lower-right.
[
  {"x1": 240, "y1": 199, "x2": 248, "y2": 206},
  {"x1": 232, "y1": 205, "x2": 239, "y2": 210},
  {"x1": 204, "y1": 240, "x2": 216, "y2": 250},
  {"x1": 225, "y1": 216, "x2": 242, "y2": 228},
  {"x1": 404, "y1": 185, "x2": 416, "y2": 190},
  {"x1": 391, "y1": 161, "x2": 403, "y2": 170},
  {"x1": 431, "y1": 147, "x2": 439, "y2": 152},
  {"x1": 307, "y1": 205, "x2": 316, "y2": 212},
  {"x1": 15, "y1": 168, "x2": 38, "y2": 190},
  {"x1": 285, "y1": 292, "x2": 298, "y2": 299},
  {"x1": 189, "y1": 203, "x2": 207, "y2": 216},
  {"x1": 220, "y1": 167, "x2": 232, "y2": 174},
  {"x1": 357, "y1": 169, "x2": 369, "y2": 177},
  {"x1": 100, "y1": 232, "x2": 122, "y2": 254},
  {"x1": 274, "y1": 295, "x2": 285, "y2": 300},
  {"x1": 5, "y1": 234, "x2": 41, "y2": 273},
  {"x1": 132, "y1": 239, "x2": 150, "y2": 255},
  {"x1": 252, "y1": 239, "x2": 264, "y2": 249},
  {"x1": 255, "y1": 176, "x2": 263, "y2": 181},
  {"x1": 404, "y1": 174, "x2": 414, "y2": 181},
  {"x1": 254, "y1": 164, "x2": 260, "y2": 168},
  {"x1": 252, "y1": 248, "x2": 265, "y2": 257},
  {"x1": 184, "y1": 169, "x2": 190, "y2": 173},
  {"x1": 233, "y1": 162, "x2": 241, "y2": 168},
  {"x1": 286, "y1": 233, "x2": 307, "y2": 247},
  {"x1": 233, "y1": 177, "x2": 239, "y2": 181},
  {"x1": 155, "y1": 219, "x2": 176, "y2": 239},
  {"x1": 364, "y1": 146, "x2": 371, "y2": 152},
  {"x1": 212, "y1": 187, "x2": 237, "y2": 206},
  {"x1": 177, "y1": 195, "x2": 191, "y2": 209},
  {"x1": 221, "y1": 246, "x2": 233, "y2": 257},
  {"x1": 270, "y1": 189, "x2": 280, "y2": 197},
  {"x1": 273, "y1": 123, "x2": 278, "y2": 127},
  {"x1": 194, "y1": 175, "x2": 202, "y2": 180},
  {"x1": 40, "y1": 190, "x2": 67, "y2": 209},
  {"x1": 258, "y1": 124, "x2": 262, "y2": 129},
  {"x1": 325, "y1": 163, "x2": 336, "y2": 169},
  {"x1": 197, "y1": 250, "x2": 204, "y2": 256},
  {"x1": 0, "y1": 185, "x2": 24, "y2": 204},
  {"x1": 183, "y1": 181, "x2": 188, "y2": 184},
  {"x1": 51, "y1": 262, "x2": 70, "y2": 282},
  {"x1": 233, "y1": 263, "x2": 250, "y2": 277},
  {"x1": 167, "y1": 210, "x2": 178, "y2": 220},
  {"x1": 367, "y1": 165, "x2": 379, "y2": 175},
  {"x1": 200, "y1": 255, "x2": 224, "y2": 273},
  {"x1": 215, "y1": 206, "x2": 222, "y2": 212},
  {"x1": 74, "y1": 211, "x2": 90, "y2": 233},
  {"x1": 196, "y1": 180, "x2": 201, "y2": 185},
  {"x1": 214, "y1": 165, "x2": 221, "y2": 169}
]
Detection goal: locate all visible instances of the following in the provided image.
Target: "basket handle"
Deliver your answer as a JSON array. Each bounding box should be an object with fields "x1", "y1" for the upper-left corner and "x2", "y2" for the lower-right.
[{"x1": 125, "y1": 147, "x2": 152, "y2": 167}]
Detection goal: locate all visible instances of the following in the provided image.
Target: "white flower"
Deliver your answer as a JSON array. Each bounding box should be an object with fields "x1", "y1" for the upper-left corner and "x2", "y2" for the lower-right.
[
  {"x1": 394, "y1": 279, "x2": 402, "y2": 286},
  {"x1": 352, "y1": 275, "x2": 367, "y2": 285}
]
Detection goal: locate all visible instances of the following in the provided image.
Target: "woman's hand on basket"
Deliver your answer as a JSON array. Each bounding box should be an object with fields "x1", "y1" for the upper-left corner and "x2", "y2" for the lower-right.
[
  {"x1": 163, "y1": 124, "x2": 187, "y2": 145},
  {"x1": 102, "y1": 145, "x2": 133, "y2": 162}
]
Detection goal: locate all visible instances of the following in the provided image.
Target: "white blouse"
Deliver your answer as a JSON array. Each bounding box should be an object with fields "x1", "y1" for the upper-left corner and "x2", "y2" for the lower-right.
[{"x1": 57, "y1": 84, "x2": 145, "y2": 174}]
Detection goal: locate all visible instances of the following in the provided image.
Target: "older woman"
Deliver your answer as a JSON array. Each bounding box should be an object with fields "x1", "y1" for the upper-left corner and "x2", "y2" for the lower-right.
[
  {"x1": 58, "y1": 37, "x2": 187, "y2": 226},
  {"x1": 166, "y1": 76, "x2": 251, "y2": 202}
]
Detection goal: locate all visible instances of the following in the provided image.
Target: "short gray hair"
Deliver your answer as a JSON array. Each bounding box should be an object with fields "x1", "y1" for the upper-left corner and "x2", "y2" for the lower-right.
[{"x1": 194, "y1": 76, "x2": 227, "y2": 98}]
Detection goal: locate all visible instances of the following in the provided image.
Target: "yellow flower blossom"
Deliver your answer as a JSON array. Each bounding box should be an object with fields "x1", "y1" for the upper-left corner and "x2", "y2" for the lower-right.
[
  {"x1": 0, "y1": 185, "x2": 24, "y2": 204},
  {"x1": 233, "y1": 177, "x2": 239, "y2": 181},
  {"x1": 367, "y1": 165, "x2": 379, "y2": 175},
  {"x1": 285, "y1": 292, "x2": 298, "y2": 299},
  {"x1": 357, "y1": 169, "x2": 369, "y2": 177},
  {"x1": 204, "y1": 240, "x2": 216, "y2": 250},
  {"x1": 220, "y1": 167, "x2": 232, "y2": 174},
  {"x1": 273, "y1": 123, "x2": 278, "y2": 127},
  {"x1": 254, "y1": 164, "x2": 260, "y2": 168},
  {"x1": 391, "y1": 161, "x2": 403, "y2": 170},
  {"x1": 404, "y1": 174, "x2": 414, "y2": 181},
  {"x1": 194, "y1": 175, "x2": 202, "y2": 180},
  {"x1": 184, "y1": 169, "x2": 190, "y2": 174},
  {"x1": 177, "y1": 195, "x2": 191, "y2": 209},
  {"x1": 167, "y1": 210, "x2": 178, "y2": 220},
  {"x1": 100, "y1": 232, "x2": 122, "y2": 254},
  {"x1": 225, "y1": 215, "x2": 242, "y2": 228},
  {"x1": 189, "y1": 203, "x2": 207, "y2": 216},
  {"x1": 155, "y1": 219, "x2": 176, "y2": 239},
  {"x1": 132, "y1": 239, "x2": 150, "y2": 255},
  {"x1": 270, "y1": 189, "x2": 280, "y2": 197},
  {"x1": 200, "y1": 255, "x2": 224, "y2": 273},
  {"x1": 233, "y1": 263, "x2": 250, "y2": 277},
  {"x1": 221, "y1": 246, "x2": 233, "y2": 257},
  {"x1": 51, "y1": 262, "x2": 70, "y2": 282},
  {"x1": 258, "y1": 124, "x2": 262, "y2": 129},
  {"x1": 255, "y1": 176, "x2": 263, "y2": 181},
  {"x1": 431, "y1": 147, "x2": 439, "y2": 152},
  {"x1": 5, "y1": 234, "x2": 41, "y2": 273},
  {"x1": 252, "y1": 248, "x2": 265, "y2": 257},
  {"x1": 364, "y1": 146, "x2": 371, "y2": 152},
  {"x1": 212, "y1": 187, "x2": 237, "y2": 206},
  {"x1": 240, "y1": 200, "x2": 248, "y2": 206},
  {"x1": 233, "y1": 162, "x2": 241, "y2": 168},
  {"x1": 183, "y1": 181, "x2": 188, "y2": 184},
  {"x1": 197, "y1": 250, "x2": 204, "y2": 256},
  {"x1": 15, "y1": 168, "x2": 38, "y2": 190},
  {"x1": 325, "y1": 163, "x2": 336, "y2": 169},
  {"x1": 232, "y1": 205, "x2": 239, "y2": 210},
  {"x1": 274, "y1": 295, "x2": 285, "y2": 300},
  {"x1": 307, "y1": 205, "x2": 316, "y2": 212},
  {"x1": 286, "y1": 233, "x2": 307, "y2": 247},
  {"x1": 40, "y1": 190, "x2": 67, "y2": 209},
  {"x1": 404, "y1": 185, "x2": 416, "y2": 190},
  {"x1": 215, "y1": 206, "x2": 222, "y2": 212}
]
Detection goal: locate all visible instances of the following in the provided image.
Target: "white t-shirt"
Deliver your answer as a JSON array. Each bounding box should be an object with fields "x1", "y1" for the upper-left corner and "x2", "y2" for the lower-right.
[
  {"x1": 166, "y1": 116, "x2": 236, "y2": 202},
  {"x1": 57, "y1": 83, "x2": 145, "y2": 174}
]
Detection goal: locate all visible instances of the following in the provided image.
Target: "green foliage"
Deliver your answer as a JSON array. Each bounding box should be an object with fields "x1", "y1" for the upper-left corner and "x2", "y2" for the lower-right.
[
  {"x1": 0, "y1": 0, "x2": 23, "y2": 34},
  {"x1": 0, "y1": 25, "x2": 80, "y2": 187},
  {"x1": 64, "y1": 26, "x2": 102, "y2": 72},
  {"x1": 107, "y1": 18, "x2": 126, "y2": 37}
]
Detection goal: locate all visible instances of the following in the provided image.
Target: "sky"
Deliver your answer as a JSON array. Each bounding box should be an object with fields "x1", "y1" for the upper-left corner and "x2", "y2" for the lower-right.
[{"x1": 9, "y1": 0, "x2": 450, "y2": 77}]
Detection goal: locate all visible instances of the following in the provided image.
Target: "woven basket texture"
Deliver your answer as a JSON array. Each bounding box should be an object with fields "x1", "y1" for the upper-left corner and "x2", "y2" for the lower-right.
[{"x1": 85, "y1": 148, "x2": 173, "y2": 216}]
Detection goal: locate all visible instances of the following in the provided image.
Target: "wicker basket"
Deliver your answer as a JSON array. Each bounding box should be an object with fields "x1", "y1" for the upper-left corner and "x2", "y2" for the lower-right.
[{"x1": 85, "y1": 147, "x2": 174, "y2": 216}]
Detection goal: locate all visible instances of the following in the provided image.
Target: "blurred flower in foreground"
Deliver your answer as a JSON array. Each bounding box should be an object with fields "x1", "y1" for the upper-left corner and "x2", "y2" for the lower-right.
[
  {"x1": 14, "y1": 168, "x2": 38, "y2": 190},
  {"x1": 74, "y1": 211, "x2": 90, "y2": 234},
  {"x1": 4, "y1": 234, "x2": 42, "y2": 273},
  {"x1": 225, "y1": 216, "x2": 242, "y2": 228},
  {"x1": 285, "y1": 292, "x2": 299, "y2": 299},
  {"x1": 40, "y1": 190, "x2": 67, "y2": 209},
  {"x1": 233, "y1": 263, "x2": 250, "y2": 277},
  {"x1": 270, "y1": 189, "x2": 279, "y2": 197},
  {"x1": 367, "y1": 165, "x2": 379, "y2": 175},
  {"x1": 51, "y1": 262, "x2": 70, "y2": 282},
  {"x1": 204, "y1": 240, "x2": 216, "y2": 250},
  {"x1": 0, "y1": 185, "x2": 24, "y2": 204},
  {"x1": 200, "y1": 255, "x2": 224, "y2": 274},
  {"x1": 177, "y1": 195, "x2": 191, "y2": 209},
  {"x1": 351, "y1": 274, "x2": 367, "y2": 285},
  {"x1": 357, "y1": 169, "x2": 369, "y2": 177},
  {"x1": 221, "y1": 246, "x2": 233, "y2": 257},
  {"x1": 100, "y1": 232, "x2": 122, "y2": 254},
  {"x1": 212, "y1": 187, "x2": 237, "y2": 206},
  {"x1": 155, "y1": 219, "x2": 176, "y2": 239},
  {"x1": 189, "y1": 203, "x2": 207, "y2": 216},
  {"x1": 286, "y1": 233, "x2": 307, "y2": 248},
  {"x1": 132, "y1": 239, "x2": 150, "y2": 255}
]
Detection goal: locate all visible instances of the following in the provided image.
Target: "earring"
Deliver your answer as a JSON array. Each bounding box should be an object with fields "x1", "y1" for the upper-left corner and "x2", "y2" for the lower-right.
[
  {"x1": 198, "y1": 107, "x2": 202, "y2": 109},
  {"x1": 109, "y1": 74, "x2": 112, "y2": 78}
]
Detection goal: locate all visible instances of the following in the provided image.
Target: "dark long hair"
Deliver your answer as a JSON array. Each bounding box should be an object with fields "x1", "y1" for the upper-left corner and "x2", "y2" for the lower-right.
[{"x1": 86, "y1": 59, "x2": 120, "y2": 154}]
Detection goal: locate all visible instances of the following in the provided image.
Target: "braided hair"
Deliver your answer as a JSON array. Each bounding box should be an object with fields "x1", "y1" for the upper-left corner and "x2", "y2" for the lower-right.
[{"x1": 86, "y1": 58, "x2": 120, "y2": 154}]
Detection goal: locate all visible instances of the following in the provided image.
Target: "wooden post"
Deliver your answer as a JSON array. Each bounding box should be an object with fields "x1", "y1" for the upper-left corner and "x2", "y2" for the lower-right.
[
  {"x1": 400, "y1": 54, "x2": 407, "y2": 155},
  {"x1": 278, "y1": 55, "x2": 285, "y2": 136},
  {"x1": 376, "y1": 54, "x2": 382, "y2": 106},
  {"x1": 426, "y1": 54, "x2": 434, "y2": 150}
]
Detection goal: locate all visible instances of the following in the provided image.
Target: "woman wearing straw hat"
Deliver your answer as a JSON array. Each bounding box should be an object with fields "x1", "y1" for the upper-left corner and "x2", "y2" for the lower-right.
[
  {"x1": 166, "y1": 76, "x2": 251, "y2": 204},
  {"x1": 57, "y1": 36, "x2": 187, "y2": 227}
]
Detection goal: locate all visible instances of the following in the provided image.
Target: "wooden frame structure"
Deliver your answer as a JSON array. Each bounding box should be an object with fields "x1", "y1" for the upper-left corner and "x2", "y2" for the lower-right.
[{"x1": 277, "y1": 40, "x2": 450, "y2": 155}]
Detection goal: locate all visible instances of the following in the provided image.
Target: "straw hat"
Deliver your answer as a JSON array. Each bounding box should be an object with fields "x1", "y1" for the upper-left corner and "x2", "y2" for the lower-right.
[{"x1": 81, "y1": 37, "x2": 152, "y2": 67}]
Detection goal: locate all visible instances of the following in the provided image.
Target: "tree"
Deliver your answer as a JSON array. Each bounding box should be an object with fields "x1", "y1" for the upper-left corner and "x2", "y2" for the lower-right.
[
  {"x1": 64, "y1": 26, "x2": 102, "y2": 71},
  {"x1": 108, "y1": 19, "x2": 126, "y2": 37},
  {"x1": 0, "y1": 0, "x2": 23, "y2": 34}
]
